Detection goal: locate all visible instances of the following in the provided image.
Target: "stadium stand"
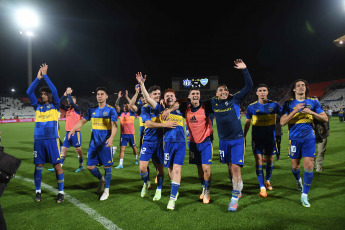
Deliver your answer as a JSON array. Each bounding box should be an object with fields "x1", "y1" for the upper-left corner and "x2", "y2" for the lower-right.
[
  {"x1": 0, "y1": 97, "x2": 35, "y2": 119},
  {"x1": 320, "y1": 88, "x2": 345, "y2": 112}
]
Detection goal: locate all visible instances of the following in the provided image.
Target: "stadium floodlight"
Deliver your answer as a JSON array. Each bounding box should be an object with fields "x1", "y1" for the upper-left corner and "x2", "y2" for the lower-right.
[
  {"x1": 333, "y1": 35, "x2": 345, "y2": 47},
  {"x1": 11, "y1": 89, "x2": 15, "y2": 92},
  {"x1": 16, "y1": 8, "x2": 39, "y2": 87}
]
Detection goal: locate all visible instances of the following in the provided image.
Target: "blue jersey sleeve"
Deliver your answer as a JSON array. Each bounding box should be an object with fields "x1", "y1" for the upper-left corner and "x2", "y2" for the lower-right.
[
  {"x1": 313, "y1": 100, "x2": 324, "y2": 114},
  {"x1": 111, "y1": 108, "x2": 118, "y2": 122},
  {"x1": 67, "y1": 94, "x2": 81, "y2": 114},
  {"x1": 141, "y1": 106, "x2": 151, "y2": 123},
  {"x1": 43, "y1": 75, "x2": 60, "y2": 109},
  {"x1": 129, "y1": 110, "x2": 136, "y2": 116},
  {"x1": 26, "y1": 78, "x2": 40, "y2": 109},
  {"x1": 245, "y1": 105, "x2": 252, "y2": 119},
  {"x1": 282, "y1": 101, "x2": 290, "y2": 115},
  {"x1": 233, "y1": 68, "x2": 254, "y2": 104},
  {"x1": 275, "y1": 103, "x2": 283, "y2": 115},
  {"x1": 60, "y1": 95, "x2": 68, "y2": 111},
  {"x1": 83, "y1": 108, "x2": 92, "y2": 121}
]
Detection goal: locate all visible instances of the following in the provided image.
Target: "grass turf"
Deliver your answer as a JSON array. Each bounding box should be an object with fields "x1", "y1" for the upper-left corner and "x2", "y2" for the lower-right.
[{"x1": 1, "y1": 118, "x2": 345, "y2": 229}]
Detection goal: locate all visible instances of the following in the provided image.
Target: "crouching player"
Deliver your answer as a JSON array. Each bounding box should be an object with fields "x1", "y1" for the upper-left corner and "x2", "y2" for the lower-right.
[{"x1": 69, "y1": 87, "x2": 117, "y2": 200}]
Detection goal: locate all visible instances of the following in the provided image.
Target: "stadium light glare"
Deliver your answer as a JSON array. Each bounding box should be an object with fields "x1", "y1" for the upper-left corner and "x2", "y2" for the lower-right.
[
  {"x1": 11, "y1": 89, "x2": 15, "y2": 92},
  {"x1": 26, "y1": 31, "x2": 34, "y2": 37},
  {"x1": 340, "y1": 40, "x2": 344, "y2": 45},
  {"x1": 16, "y1": 9, "x2": 39, "y2": 30}
]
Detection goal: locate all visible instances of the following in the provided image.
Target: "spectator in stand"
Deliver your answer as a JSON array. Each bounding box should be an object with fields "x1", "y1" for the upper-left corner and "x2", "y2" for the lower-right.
[{"x1": 327, "y1": 107, "x2": 332, "y2": 120}]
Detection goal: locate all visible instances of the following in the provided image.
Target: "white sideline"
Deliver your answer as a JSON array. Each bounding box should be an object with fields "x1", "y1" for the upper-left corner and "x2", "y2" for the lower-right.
[{"x1": 15, "y1": 176, "x2": 121, "y2": 230}]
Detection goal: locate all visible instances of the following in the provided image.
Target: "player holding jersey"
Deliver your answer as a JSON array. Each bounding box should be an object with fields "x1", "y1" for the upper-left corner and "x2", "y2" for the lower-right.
[
  {"x1": 244, "y1": 84, "x2": 282, "y2": 198},
  {"x1": 281, "y1": 79, "x2": 328, "y2": 207},
  {"x1": 211, "y1": 59, "x2": 253, "y2": 212},
  {"x1": 27, "y1": 63, "x2": 65, "y2": 203},
  {"x1": 69, "y1": 87, "x2": 118, "y2": 201}
]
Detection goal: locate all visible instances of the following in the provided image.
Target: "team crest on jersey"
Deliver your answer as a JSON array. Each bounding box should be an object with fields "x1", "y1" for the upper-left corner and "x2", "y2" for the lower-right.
[
  {"x1": 225, "y1": 101, "x2": 229, "y2": 106},
  {"x1": 103, "y1": 112, "x2": 108, "y2": 116},
  {"x1": 176, "y1": 109, "x2": 181, "y2": 114},
  {"x1": 269, "y1": 107, "x2": 273, "y2": 112}
]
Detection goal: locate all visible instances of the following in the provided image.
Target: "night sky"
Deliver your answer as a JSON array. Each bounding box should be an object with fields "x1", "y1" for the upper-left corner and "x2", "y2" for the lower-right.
[{"x1": 1, "y1": 0, "x2": 345, "y2": 96}]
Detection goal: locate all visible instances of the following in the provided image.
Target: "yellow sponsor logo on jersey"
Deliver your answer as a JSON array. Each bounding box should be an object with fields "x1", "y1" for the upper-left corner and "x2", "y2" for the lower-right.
[
  {"x1": 214, "y1": 108, "x2": 231, "y2": 113},
  {"x1": 161, "y1": 114, "x2": 183, "y2": 126},
  {"x1": 35, "y1": 109, "x2": 59, "y2": 123},
  {"x1": 289, "y1": 113, "x2": 313, "y2": 125},
  {"x1": 91, "y1": 118, "x2": 112, "y2": 130},
  {"x1": 252, "y1": 114, "x2": 276, "y2": 126}
]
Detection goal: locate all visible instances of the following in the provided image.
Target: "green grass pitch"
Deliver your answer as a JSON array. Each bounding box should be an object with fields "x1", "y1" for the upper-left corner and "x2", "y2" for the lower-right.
[{"x1": 1, "y1": 118, "x2": 345, "y2": 230}]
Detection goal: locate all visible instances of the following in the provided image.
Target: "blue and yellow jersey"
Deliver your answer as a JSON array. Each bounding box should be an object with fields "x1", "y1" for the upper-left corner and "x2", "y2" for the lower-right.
[
  {"x1": 26, "y1": 75, "x2": 60, "y2": 140},
  {"x1": 83, "y1": 104, "x2": 117, "y2": 146},
  {"x1": 137, "y1": 104, "x2": 147, "y2": 137},
  {"x1": 157, "y1": 104, "x2": 185, "y2": 143},
  {"x1": 282, "y1": 98, "x2": 324, "y2": 140},
  {"x1": 211, "y1": 68, "x2": 253, "y2": 141},
  {"x1": 246, "y1": 100, "x2": 282, "y2": 141},
  {"x1": 141, "y1": 104, "x2": 163, "y2": 143}
]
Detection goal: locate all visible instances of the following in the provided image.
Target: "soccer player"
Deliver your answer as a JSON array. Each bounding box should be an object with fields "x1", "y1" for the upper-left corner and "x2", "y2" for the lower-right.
[
  {"x1": 168, "y1": 89, "x2": 214, "y2": 204},
  {"x1": 114, "y1": 90, "x2": 139, "y2": 168},
  {"x1": 68, "y1": 87, "x2": 117, "y2": 201},
  {"x1": 26, "y1": 63, "x2": 65, "y2": 203},
  {"x1": 281, "y1": 79, "x2": 328, "y2": 207},
  {"x1": 243, "y1": 84, "x2": 282, "y2": 198},
  {"x1": 135, "y1": 73, "x2": 178, "y2": 204},
  {"x1": 48, "y1": 87, "x2": 84, "y2": 173},
  {"x1": 211, "y1": 59, "x2": 253, "y2": 212}
]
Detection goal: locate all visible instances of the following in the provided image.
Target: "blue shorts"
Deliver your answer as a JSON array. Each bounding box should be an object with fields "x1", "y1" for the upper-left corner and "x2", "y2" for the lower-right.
[
  {"x1": 87, "y1": 144, "x2": 114, "y2": 167},
  {"x1": 289, "y1": 139, "x2": 316, "y2": 159},
  {"x1": 120, "y1": 134, "x2": 136, "y2": 147},
  {"x1": 34, "y1": 138, "x2": 61, "y2": 165},
  {"x1": 63, "y1": 131, "x2": 82, "y2": 148},
  {"x1": 189, "y1": 141, "x2": 213, "y2": 165},
  {"x1": 164, "y1": 142, "x2": 186, "y2": 167},
  {"x1": 219, "y1": 138, "x2": 245, "y2": 165},
  {"x1": 252, "y1": 139, "x2": 276, "y2": 156},
  {"x1": 139, "y1": 141, "x2": 164, "y2": 165}
]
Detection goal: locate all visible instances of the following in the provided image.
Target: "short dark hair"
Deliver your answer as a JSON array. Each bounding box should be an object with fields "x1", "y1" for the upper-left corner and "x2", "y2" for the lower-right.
[
  {"x1": 96, "y1": 87, "x2": 108, "y2": 95},
  {"x1": 39, "y1": 86, "x2": 52, "y2": 94},
  {"x1": 256, "y1": 84, "x2": 269, "y2": 91},
  {"x1": 188, "y1": 88, "x2": 200, "y2": 95},
  {"x1": 288, "y1": 79, "x2": 310, "y2": 99},
  {"x1": 217, "y1": 84, "x2": 229, "y2": 91},
  {"x1": 148, "y1": 85, "x2": 161, "y2": 94}
]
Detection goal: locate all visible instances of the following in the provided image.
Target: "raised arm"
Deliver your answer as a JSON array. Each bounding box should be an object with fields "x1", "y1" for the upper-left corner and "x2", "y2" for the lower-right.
[
  {"x1": 115, "y1": 91, "x2": 122, "y2": 113},
  {"x1": 60, "y1": 91, "x2": 68, "y2": 111},
  {"x1": 136, "y1": 72, "x2": 157, "y2": 109},
  {"x1": 40, "y1": 64, "x2": 60, "y2": 108},
  {"x1": 66, "y1": 88, "x2": 81, "y2": 114},
  {"x1": 26, "y1": 69, "x2": 42, "y2": 108},
  {"x1": 128, "y1": 85, "x2": 140, "y2": 112},
  {"x1": 232, "y1": 59, "x2": 254, "y2": 102}
]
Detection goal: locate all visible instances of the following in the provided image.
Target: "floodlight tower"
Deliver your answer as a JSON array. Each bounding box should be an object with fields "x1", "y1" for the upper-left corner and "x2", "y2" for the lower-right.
[{"x1": 16, "y1": 8, "x2": 39, "y2": 87}]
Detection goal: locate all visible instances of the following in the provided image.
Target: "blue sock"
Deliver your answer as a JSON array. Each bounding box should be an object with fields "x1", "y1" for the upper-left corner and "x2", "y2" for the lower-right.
[
  {"x1": 79, "y1": 157, "x2": 83, "y2": 166},
  {"x1": 90, "y1": 167, "x2": 103, "y2": 180},
  {"x1": 56, "y1": 173, "x2": 64, "y2": 192},
  {"x1": 60, "y1": 156, "x2": 65, "y2": 165},
  {"x1": 303, "y1": 169, "x2": 313, "y2": 195},
  {"x1": 266, "y1": 162, "x2": 273, "y2": 181},
  {"x1": 291, "y1": 167, "x2": 301, "y2": 180},
  {"x1": 256, "y1": 165, "x2": 264, "y2": 188},
  {"x1": 170, "y1": 182, "x2": 180, "y2": 200},
  {"x1": 34, "y1": 166, "x2": 43, "y2": 191},
  {"x1": 147, "y1": 166, "x2": 150, "y2": 181},
  {"x1": 232, "y1": 190, "x2": 240, "y2": 200},
  {"x1": 205, "y1": 180, "x2": 211, "y2": 190},
  {"x1": 157, "y1": 174, "x2": 164, "y2": 189},
  {"x1": 200, "y1": 178, "x2": 205, "y2": 188},
  {"x1": 104, "y1": 168, "x2": 112, "y2": 189},
  {"x1": 140, "y1": 171, "x2": 149, "y2": 184}
]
